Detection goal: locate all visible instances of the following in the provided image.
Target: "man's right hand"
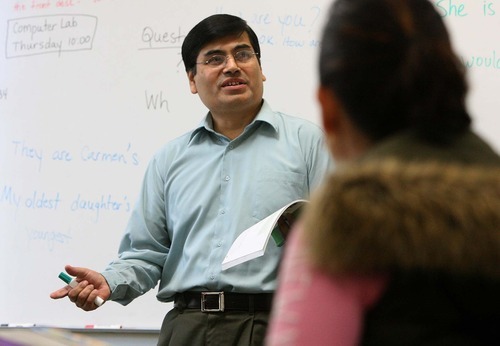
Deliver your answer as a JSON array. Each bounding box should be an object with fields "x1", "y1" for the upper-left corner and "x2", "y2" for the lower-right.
[{"x1": 50, "y1": 264, "x2": 111, "y2": 311}]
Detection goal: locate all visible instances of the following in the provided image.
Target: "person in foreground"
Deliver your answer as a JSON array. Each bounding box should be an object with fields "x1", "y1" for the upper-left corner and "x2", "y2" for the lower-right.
[
  {"x1": 266, "y1": 0, "x2": 500, "y2": 345},
  {"x1": 50, "y1": 14, "x2": 331, "y2": 345}
]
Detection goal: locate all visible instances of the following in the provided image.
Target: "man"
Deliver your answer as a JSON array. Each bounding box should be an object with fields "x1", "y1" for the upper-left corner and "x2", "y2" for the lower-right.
[{"x1": 50, "y1": 14, "x2": 331, "y2": 345}]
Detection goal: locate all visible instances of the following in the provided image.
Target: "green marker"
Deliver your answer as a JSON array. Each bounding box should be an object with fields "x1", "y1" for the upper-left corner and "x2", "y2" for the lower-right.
[{"x1": 58, "y1": 272, "x2": 104, "y2": 307}]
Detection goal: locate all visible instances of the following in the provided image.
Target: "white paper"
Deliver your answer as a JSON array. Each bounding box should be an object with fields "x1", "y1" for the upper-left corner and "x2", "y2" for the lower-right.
[{"x1": 221, "y1": 200, "x2": 306, "y2": 270}]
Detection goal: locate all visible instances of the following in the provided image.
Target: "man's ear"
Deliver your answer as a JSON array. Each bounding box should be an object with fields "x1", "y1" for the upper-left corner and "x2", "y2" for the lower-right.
[
  {"x1": 188, "y1": 71, "x2": 198, "y2": 94},
  {"x1": 317, "y1": 86, "x2": 342, "y2": 135}
]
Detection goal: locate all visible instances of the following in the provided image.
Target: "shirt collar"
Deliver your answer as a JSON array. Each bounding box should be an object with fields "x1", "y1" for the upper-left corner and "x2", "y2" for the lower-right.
[{"x1": 188, "y1": 99, "x2": 278, "y2": 144}]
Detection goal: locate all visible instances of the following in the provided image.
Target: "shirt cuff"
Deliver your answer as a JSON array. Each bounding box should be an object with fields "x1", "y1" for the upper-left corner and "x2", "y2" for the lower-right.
[{"x1": 101, "y1": 270, "x2": 129, "y2": 301}]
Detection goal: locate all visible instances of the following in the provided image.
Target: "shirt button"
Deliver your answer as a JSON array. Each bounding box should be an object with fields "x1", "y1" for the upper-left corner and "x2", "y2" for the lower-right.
[
  {"x1": 228, "y1": 145, "x2": 233, "y2": 150},
  {"x1": 225, "y1": 175, "x2": 230, "y2": 181},
  {"x1": 220, "y1": 210, "x2": 225, "y2": 215},
  {"x1": 217, "y1": 242, "x2": 222, "y2": 247},
  {"x1": 210, "y1": 275, "x2": 215, "y2": 280}
]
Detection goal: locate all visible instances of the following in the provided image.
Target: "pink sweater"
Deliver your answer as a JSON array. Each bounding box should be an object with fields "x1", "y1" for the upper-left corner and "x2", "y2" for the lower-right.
[{"x1": 266, "y1": 225, "x2": 387, "y2": 346}]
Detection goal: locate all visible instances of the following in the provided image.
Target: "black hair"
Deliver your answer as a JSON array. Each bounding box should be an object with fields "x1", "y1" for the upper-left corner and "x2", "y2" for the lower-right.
[
  {"x1": 319, "y1": 0, "x2": 471, "y2": 144},
  {"x1": 181, "y1": 14, "x2": 261, "y2": 74}
]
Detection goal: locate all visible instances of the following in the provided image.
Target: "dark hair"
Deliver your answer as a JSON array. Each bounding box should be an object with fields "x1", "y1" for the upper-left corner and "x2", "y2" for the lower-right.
[
  {"x1": 319, "y1": 0, "x2": 471, "y2": 144},
  {"x1": 182, "y1": 14, "x2": 261, "y2": 74}
]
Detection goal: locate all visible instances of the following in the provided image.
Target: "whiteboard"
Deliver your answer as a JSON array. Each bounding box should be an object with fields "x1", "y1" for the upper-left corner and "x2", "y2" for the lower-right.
[{"x1": 0, "y1": 0, "x2": 499, "y2": 329}]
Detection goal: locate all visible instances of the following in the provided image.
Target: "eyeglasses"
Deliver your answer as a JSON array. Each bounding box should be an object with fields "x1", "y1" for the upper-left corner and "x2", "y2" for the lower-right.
[{"x1": 197, "y1": 50, "x2": 259, "y2": 67}]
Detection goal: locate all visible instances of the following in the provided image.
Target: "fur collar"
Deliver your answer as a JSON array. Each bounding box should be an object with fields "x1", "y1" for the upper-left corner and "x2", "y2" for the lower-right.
[{"x1": 304, "y1": 160, "x2": 500, "y2": 279}]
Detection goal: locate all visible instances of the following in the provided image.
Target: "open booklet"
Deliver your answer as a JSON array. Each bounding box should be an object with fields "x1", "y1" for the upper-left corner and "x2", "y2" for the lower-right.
[{"x1": 221, "y1": 199, "x2": 307, "y2": 271}]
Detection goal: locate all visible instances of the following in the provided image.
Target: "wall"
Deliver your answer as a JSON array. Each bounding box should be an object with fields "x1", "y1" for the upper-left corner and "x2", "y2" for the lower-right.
[{"x1": 1, "y1": 0, "x2": 499, "y2": 330}]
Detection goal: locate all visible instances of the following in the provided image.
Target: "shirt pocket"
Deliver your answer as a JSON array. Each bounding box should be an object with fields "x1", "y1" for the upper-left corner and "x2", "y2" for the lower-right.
[{"x1": 252, "y1": 169, "x2": 307, "y2": 220}]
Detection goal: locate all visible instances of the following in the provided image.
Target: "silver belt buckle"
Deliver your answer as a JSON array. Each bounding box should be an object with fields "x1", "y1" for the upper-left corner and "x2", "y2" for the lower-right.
[{"x1": 201, "y1": 292, "x2": 225, "y2": 312}]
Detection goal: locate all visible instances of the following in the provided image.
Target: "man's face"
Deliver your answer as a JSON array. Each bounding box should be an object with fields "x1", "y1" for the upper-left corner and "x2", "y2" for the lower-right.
[{"x1": 188, "y1": 32, "x2": 266, "y2": 116}]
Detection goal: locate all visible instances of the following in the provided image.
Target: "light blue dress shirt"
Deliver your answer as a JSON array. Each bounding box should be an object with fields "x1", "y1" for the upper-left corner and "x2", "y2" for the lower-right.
[{"x1": 102, "y1": 100, "x2": 332, "y2": 305}]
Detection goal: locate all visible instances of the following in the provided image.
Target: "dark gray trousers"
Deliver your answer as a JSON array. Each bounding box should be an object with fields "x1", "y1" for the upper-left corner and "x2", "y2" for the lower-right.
[{"x1": 157, "y1": 307, "x2": 270, "y2": 346}]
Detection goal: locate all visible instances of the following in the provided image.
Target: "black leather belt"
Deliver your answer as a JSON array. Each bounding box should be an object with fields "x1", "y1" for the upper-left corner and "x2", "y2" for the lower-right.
[{"x1": 174, "y1": 291, "x2": 273, "y2": 312}]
